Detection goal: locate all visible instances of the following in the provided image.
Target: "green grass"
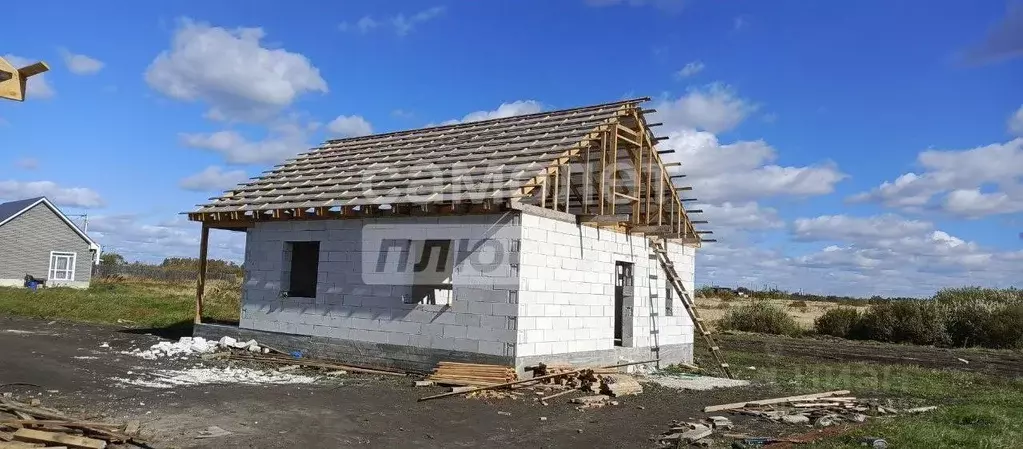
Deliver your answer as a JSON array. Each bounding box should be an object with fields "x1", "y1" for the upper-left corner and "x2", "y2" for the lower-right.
[
  {"x1": 697, "y1": 340, "x2": 1023, "y2": 448},
  {"x1": 0, "y1": 279, "x2": 240, "y2": 328}
]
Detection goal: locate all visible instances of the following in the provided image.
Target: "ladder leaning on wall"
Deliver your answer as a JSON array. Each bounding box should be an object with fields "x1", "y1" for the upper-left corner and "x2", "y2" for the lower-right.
[{"x1": 650, "y1": 237, "x2": 734, "y2": 379}]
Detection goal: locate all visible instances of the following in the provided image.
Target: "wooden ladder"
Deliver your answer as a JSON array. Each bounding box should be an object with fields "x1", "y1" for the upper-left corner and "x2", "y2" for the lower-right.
[{"x1": 650, "y1": 237, "x2": 734, "y2": 379}]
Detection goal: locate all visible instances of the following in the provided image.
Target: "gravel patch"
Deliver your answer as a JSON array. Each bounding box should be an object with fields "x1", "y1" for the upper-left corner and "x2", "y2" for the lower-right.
[{"x1": 642, "y1": 374, "x2": 750, "y2": 391}]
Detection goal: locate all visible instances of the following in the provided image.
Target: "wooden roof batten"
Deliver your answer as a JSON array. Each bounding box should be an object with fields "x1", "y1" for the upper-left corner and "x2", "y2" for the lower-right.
[{"x1": 185, "y1": 96, "x2": 709, "y2": 246}]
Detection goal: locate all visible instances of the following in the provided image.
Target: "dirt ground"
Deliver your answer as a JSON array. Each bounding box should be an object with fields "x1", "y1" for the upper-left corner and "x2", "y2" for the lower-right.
[
  {"x1": 0, "y1": 315, "x2": 803, "y2": 449},
  {"x1": 695, "y1": 297, "x2": 869, "y2": 329},
  {"x1": 718, "y1": 332, "x2": 1023, "y2": 378}
]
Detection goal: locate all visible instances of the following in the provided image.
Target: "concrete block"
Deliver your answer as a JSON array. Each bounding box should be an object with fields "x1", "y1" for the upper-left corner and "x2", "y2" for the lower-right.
[{"x1": 443, "y1": 324, "x2": 468, "y2": 339}]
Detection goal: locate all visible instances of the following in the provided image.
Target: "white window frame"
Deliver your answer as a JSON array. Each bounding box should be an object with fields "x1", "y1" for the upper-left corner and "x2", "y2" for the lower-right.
[{"x1": 48, "y1": 251, "x2": 77, "y2": 282}]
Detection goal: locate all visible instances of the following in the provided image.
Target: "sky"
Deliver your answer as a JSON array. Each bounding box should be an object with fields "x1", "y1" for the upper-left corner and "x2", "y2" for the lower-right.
[{"x1": 2, "y1": 0, "x2": 1022, "y2": 297}]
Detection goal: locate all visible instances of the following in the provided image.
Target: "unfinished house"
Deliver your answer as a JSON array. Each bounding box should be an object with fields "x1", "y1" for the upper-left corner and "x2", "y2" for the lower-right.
[{"x1": 189, "y1": 97, "x2": 711, "y2": 373}]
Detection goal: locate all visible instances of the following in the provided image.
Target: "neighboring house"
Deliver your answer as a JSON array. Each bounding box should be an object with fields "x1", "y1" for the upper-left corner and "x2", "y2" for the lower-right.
[
  {"x1": 0, "y1": 197, "x2": 101, "y2": 288},
  {"x1": 188, "y1": 97, "x2": 708, "y2": 373}
]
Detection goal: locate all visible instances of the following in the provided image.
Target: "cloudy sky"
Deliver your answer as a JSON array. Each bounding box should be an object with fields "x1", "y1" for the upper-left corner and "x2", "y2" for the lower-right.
[{"x1": 2, "y1": 0, "x2": 1022, "y2": 297}]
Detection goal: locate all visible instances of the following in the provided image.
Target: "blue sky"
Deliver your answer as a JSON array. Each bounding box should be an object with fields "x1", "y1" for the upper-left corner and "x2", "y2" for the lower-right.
[{"x1": 2, "y1": 0, "x2": 1021, "y2": 297}]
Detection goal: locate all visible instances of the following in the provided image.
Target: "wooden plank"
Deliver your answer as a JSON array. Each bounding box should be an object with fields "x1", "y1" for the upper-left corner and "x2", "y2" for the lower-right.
[
  {"x1": 13, "y1": 429, "x2": 106, "y2": 449},
  {"x1": 0, "y1": 442, "x2": 46, "y2": 449},
  {"x1": 579, "y1": 214, "x2": 629, "y2": 224},
  {"x1": 194, "y1": 223, "x2": 210, "y2": 324},
  {"x1": 703, "y1": 390, "x2": 852, "y2": 413}
]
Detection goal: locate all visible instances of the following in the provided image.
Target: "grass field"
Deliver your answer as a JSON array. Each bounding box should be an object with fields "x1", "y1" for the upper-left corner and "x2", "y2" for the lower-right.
[
  {"x1": 0, "y1": 279, "x2": 240, "y2": 327},
  {"x1": 695, "y1": 295, "x2": 869, "y2": 329},
  {"x1": 693, "y1": 335, "x2": 1023, "y2": 448}
]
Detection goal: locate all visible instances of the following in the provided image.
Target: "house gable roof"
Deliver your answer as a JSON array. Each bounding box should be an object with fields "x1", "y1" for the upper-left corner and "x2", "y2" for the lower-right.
[
  {"x1": 0, "y1": 197, "x2": 100, "y2": 251},
  {"x1": 188, "y1": 98, "x2": 646, "y2": 215}
]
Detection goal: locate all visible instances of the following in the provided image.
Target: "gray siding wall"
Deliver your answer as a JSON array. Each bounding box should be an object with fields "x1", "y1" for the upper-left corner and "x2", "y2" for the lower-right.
[{"x1": 0, "y1": 203, "x2": 93, "y2": 284}]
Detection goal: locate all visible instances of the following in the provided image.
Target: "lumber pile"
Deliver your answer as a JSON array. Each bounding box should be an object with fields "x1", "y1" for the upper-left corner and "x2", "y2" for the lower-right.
[
  {"x1": 425, "y1": 362, "x2": 517, "y2": 387},
  {"x1": 417, "y1": 359, "x2": 658, "y2": 402},
  {"x1": 0, "y1": 398, "x2": 144, "y2": 448}
]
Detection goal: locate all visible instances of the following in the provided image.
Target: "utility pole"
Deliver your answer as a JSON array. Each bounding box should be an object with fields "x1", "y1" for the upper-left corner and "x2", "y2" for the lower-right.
[
  {"x1": 68, "y1": 214, "x2": 89, "y2": 233},
  {"x1": 0, "y1": 56, "x2": 49, "y2": 102}
]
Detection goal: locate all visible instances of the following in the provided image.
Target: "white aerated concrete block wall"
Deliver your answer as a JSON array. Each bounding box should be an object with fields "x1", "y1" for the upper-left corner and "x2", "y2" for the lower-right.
[
  {"x1": 515, "y1": 212, "x2": 695, "y2": 358},
  {"x1": 240, "y1": 214, "x2": 521, "y2": 357}
]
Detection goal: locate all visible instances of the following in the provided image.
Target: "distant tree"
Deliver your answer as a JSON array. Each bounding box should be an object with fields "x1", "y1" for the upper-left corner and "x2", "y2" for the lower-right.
[{"x1": 99, "y1": 252, "x2": 126, "y2": 267}]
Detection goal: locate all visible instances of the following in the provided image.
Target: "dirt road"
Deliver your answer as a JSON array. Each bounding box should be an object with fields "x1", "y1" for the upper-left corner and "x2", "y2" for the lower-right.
[{"x1": 0, "y1": 315, "x2": 772, "y2": 449}]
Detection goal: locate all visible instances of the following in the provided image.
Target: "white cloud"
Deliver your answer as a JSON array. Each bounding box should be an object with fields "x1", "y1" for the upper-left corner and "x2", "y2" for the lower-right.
[
  {"x1": 700, "y1": 202, "x2": 782, "y2": 231},
  {"x1": 964, "y1": 2, "x2": 1023, "y2": 64},
  {"x1": 850, "y1": 138, "x2": 1023, "y2": 217},
  {"x1": 180, "y1": 119, "x2": 312, "y2": 165},
  {"x1": 14, "y1": 157, "x2": 39, "y2": 170},
  {"x1": 698, "y1": 212, "x2": 1020, "y2": 297},
  {"x1": 442, "y1": 100, "x2": 544, "y2": 125},
  {"x1": 1009, "y1": 105, "x2": 1023, "y2": 136},
  {"x1": 179, "y1": 166, "x2": 250, "y2": 192},
  {"x1": 327, "y1": 115, "x2": 373, "y2": 137},
  {"x1": 392, "y1": 6, "x2": 446, "y2": 36},
  {"x1": 59, "y1": 48, "x2": 104, "y2": 75},
  {"x1": 651, "y1": 83, "x2": 758, "y2": 133},
  {"x1": 338, "y1": 16, "x2": 379, "y2": 33},
  {"x1": 733, "y1": 16, "x2": 748, "y2": 31},
  {"x1": 583, "y1": 0, "x2": 689, "y2": 13},
  {"x1": 145, "y1": 18, "x2": 328, "y2": 122},
  {"x1": 90, "y1": 215, "x2": 244, "y2": 263},
  {"x1": 792, "y1": 214, "x2": 933, "y2": 242},
  {"x1": 391, "y1": 109, "x2": 414, "y2": 119},
  {"x1": 0, "y1": 180, "x2": 103, "y2": 208},
  {"x1": 339, "y1": 7, "x2": 446, "y2": 36},
  {"x1": 784, "y1": 214, "x2": 1020, "y2": 296},
  {"x1": 659, "y1": 129, "x2": 846, "y2": 203},
  {"x1": 3, "y1": 54, "x2": 55, "y2": 99},
  {"x1": 675, "y1": 61, "x2": 705, "y2": 78}
]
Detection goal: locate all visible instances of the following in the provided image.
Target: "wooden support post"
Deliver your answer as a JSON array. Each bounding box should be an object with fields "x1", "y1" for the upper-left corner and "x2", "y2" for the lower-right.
[
  {"x1": 657, "y1": 163, "x2": 665, "y2": 226},
  {"x1": 611, "y1": 129, "x2": 618, "y2": 215},
  {"x1": 584, "y1": 145, "x2": 591, "y2": 214},
  {"x1": 540, "y1": 175, "x2": 548, "y2": 209},
  {"x1": 553, "y1": 166, "x2": 560, "y2": 211},
  {"x1": 634, "y1": 126, "x2": 642, "y2": 224},
  {"x1": 564, "y1": 162, "x2": 571, "y2": 212},
  {"x1": 599, "y1": 131, "x2": 608, "y2": 215},
  {"x1": 195, "y1": 223, "x2": 210, "y2": 325},
  {"x1": 645, "y1": 139, "x2": 653, "y2": 224}
]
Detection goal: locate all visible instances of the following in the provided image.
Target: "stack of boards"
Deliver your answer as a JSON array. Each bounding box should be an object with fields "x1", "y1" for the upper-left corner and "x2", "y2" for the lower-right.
[
  {"x1": 599, "y1": 374, "x2": 644, "y2": 396},
  {"x1": 425, "y1": 362, "x2": 517, "y2": 386}
]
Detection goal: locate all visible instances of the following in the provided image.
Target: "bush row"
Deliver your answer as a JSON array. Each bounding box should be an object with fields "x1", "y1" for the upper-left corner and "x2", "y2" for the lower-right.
[
  {"x1": 717, "y1": 287, "x2": 1023, "y2": 350},
  {"x1": 813, "y1": 287, "x2": 1023, "y2": 349}
]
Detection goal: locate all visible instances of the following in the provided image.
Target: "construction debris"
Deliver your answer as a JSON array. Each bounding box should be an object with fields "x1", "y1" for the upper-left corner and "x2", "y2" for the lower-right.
[
  {"x1": 425, "y1": 362, "x2": 517, "y2": 387},
  {"x1": 599, "y1": 374, "x2": 643, "y2": 397},
  {"x1": 704, "y1": 390, "x2": 852, "y2": 412},
  {"x1": 418, "y1": 359, "x2": 658, "y2": 402},
  {"x1": 125, "y1": 336, "x2": 271, "y2": 359},
  {"x1": 0, "y1": 397, "x2": 145, "y2": 448}
]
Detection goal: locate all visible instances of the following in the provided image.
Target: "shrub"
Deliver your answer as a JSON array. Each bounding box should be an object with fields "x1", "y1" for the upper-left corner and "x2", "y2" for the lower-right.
[
  {"x1": 854, "y1": 300, "x2": 947, "y2": 345},
  {"x1": 717, "y1": 302, "x2": 801, "y2": 336},
  {"x1": 935, "y1": 287, "x2": 1023, "y2": 349},
  {"x1": 788, "y1": 300, "x2": 809, "y2": 309},
  {"x1": 814, "y1": 307, "x2": 861, "y2": 338}
]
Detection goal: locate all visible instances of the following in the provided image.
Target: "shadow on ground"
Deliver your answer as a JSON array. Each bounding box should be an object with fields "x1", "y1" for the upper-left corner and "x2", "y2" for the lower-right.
[{"x1": 119, "y1": 319, "x2": 239, "y2": 340}]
